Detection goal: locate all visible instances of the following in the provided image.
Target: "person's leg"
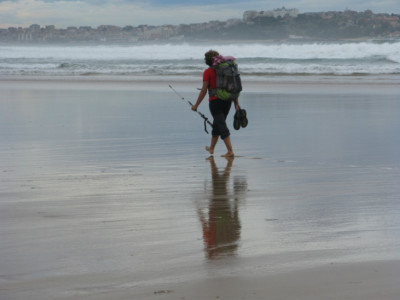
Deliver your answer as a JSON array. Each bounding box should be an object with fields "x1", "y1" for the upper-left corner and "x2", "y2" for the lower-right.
[
  {"x1": 221, "y1": 136, "x2": 234, "y2": 157},
  {"x1": 208, "y1": 100, "x2": 222, "y2": 155},
  {"x1": 206, "y1": 135, "x2": 219, "y2": 155},
  {"x1": 211, "y1": 102, "x2": 231, "y2": 140},
  {"x1": 220, "y1": 101, "x2": 234, "y2": 156},
  {"x1": 209, "y1": 100, "x2": 234, "y2": 156}
]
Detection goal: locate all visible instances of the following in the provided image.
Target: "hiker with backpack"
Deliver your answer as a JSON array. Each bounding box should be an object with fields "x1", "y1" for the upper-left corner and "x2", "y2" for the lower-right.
[{"x1": 191, "y1": 50, "x2": 247, "y2": 157}]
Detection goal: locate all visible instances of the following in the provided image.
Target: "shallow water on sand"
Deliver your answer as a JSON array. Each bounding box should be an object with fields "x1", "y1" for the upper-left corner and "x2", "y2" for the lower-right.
[{"x1": 0, "y1": 80, "x2": 399, "y2": 299}]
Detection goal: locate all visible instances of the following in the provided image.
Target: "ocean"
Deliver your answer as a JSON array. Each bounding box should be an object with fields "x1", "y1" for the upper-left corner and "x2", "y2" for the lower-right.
[{"x1": 0, "y1": 40, "x2": 399, "y2": 78}]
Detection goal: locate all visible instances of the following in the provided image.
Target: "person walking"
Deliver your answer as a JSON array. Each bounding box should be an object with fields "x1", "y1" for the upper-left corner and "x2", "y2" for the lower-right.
[{"x1": 192, "y1": 50, "x2": 241, "y2": 157}]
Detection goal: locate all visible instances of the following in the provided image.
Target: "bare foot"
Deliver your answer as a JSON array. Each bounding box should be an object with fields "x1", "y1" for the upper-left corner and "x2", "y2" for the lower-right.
[
  {"x1": 205, "y1": 146, "x2": 214, "y2": 155},
  {"x1": 221, "y1": 152, "x2": 234, "y2": 157}
]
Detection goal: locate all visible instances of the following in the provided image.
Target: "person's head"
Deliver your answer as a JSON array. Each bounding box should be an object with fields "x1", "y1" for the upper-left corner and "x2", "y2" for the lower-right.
[{"x1": 204, "y1": 50, "x2": 219, "y2": 67}]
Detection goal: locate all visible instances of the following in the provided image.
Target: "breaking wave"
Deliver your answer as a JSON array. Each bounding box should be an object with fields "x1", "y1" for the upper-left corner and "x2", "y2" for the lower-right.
[{"x1": 0, "y1": 40, "x2": 399, "y2": 76}]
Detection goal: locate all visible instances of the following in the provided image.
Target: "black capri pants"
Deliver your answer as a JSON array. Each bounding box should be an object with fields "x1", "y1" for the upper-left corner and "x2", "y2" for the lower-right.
[{"x1": 209, "y1": 99, "x2": 232, "y2": 140}]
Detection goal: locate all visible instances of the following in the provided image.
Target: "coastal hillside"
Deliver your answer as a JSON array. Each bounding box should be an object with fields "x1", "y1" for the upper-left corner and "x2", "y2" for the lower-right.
[{"x1": 0, "y1": 9, "x2": 399, "y2": 43}]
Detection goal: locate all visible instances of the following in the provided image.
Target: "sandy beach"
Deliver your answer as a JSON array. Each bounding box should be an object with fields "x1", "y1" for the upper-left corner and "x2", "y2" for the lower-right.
[{"x1": 1, "y1": 76, "x2": 399, "y2": 300}]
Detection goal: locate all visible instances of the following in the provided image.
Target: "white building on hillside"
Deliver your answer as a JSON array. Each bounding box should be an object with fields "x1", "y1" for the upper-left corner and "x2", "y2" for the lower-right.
[{"x1": 243, "y1": 7, "x2": 299, "y2": 22}]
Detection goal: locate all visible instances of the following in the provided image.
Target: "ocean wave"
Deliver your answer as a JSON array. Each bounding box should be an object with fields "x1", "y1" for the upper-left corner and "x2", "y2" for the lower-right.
[
  {"x1": 1, "y1": 41, "x2": 399, "y2": 60},
  {"x1": 1, "y1": 41, "x2": 399, "y2": 77}
]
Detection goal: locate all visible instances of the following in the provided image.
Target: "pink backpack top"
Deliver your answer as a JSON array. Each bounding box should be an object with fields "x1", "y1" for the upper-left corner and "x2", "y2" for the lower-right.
[{"x1": 212, "y1": 55, "x2": 236, "y2": 67}]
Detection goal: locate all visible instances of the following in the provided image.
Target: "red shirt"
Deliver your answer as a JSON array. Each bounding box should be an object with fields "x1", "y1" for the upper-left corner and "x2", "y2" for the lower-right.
[{"x1": 203, "y1": 68, "x2": 218, "y2": 101}]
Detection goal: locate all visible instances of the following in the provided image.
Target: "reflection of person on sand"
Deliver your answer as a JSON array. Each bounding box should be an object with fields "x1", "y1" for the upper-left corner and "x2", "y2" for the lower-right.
[
  {"x1": 191, "y1": 50, "x2": 241, "y2": 157},
  {"x1": 198, "y1": 157, "x2": 246, "y2": 259}
]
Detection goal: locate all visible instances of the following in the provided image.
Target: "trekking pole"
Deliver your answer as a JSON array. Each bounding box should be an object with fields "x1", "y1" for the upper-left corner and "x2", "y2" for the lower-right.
[{"x1": 169, "y1": 84, "x2": 213, "y2": 134}]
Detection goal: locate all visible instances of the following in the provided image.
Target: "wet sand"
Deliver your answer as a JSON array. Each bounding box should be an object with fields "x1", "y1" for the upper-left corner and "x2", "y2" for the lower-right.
[{"x1": 1, "y1": 77, "x2": 399, "y2": 299}]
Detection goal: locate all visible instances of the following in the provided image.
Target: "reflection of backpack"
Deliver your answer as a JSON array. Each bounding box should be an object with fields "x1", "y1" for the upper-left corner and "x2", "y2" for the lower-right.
[{"x1": 210, "y1": 57, "x2": 242, "y2": 101}]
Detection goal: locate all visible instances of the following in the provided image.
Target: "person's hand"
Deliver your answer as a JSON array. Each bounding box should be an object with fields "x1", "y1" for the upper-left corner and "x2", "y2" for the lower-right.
[
  {"x1": 191, "y1": 105, "x2": 197, "y2": 111},
  {"x1": 235, "y1": 103, "x2": 241, "y2": 111}
]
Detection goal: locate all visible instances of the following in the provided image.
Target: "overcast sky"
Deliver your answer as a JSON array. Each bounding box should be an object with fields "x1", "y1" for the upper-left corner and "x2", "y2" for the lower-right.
[{"x1": 1, "y1": 0, "x2": 399, "y2": 28}]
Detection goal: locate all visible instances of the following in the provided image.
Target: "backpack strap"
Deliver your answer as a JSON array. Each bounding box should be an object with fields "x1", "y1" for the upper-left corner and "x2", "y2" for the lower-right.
[{"x1": 207, "y1": 66, "x2": 218, "y2": 98}]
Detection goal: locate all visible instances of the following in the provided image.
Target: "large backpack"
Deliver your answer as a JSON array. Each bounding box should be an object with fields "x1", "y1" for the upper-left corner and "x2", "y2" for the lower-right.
[{"x1": 210, "y1": 57, "x2": 242, "y2": 101}]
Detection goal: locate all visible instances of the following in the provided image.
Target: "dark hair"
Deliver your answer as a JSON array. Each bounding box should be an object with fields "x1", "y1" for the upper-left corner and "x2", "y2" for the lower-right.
[{"x1": 204, "y1": 50, "x2": 219, "y2": 67}]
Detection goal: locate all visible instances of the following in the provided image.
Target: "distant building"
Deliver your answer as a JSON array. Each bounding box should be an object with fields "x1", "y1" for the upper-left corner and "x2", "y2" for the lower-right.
[
  {"x1": 243, "y1": 7, "x2": 299, "y2": 22},
  {"x1": 243, "y1": 11, "x2": 259, "y2": 22},
  {"x1": 78, "y1": 26, "x2": 92, "y2": 31},
  {"x1": 226, "y1": 18, "x2": 242, "y2": 27},
  {"x1": 29, "y1": 24, "x2": 41, "y2": 31}
]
